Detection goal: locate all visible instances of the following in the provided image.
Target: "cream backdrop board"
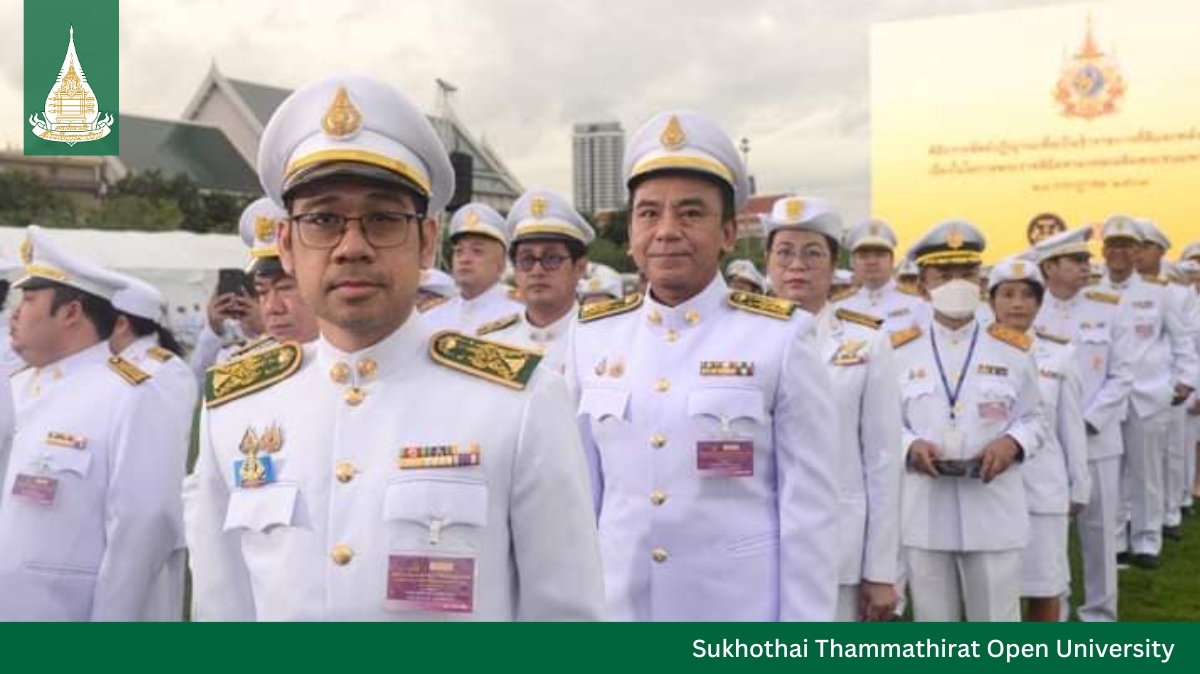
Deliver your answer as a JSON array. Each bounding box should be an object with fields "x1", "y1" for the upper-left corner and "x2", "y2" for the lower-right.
[{"x1": 871, "y1": 0, "x2": 1200, "y2": 261}]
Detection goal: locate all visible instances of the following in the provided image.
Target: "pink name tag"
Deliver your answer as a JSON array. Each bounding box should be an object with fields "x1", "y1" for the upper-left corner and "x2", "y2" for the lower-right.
[
  {"x1": 697, "y1": 440, "x2": 754, "y2": 477},
  {"x1": 12, "y1": 474, "x2": 58, "y2": 507},
  {"x1": 1135, "y1": 324, "x2": 1155, "y2": 339},
  {"x1": 978, "y1": 401, "x2": 1010, "y2": 423},
  {"x1": 387, "y1": 555, "x2": 475, "y2": 614}
]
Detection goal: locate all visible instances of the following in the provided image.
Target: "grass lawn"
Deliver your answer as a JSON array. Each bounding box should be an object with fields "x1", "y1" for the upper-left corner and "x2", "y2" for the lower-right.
[{"x1": 1068, "y1": 510, "x2": 1200, "y2": 621}]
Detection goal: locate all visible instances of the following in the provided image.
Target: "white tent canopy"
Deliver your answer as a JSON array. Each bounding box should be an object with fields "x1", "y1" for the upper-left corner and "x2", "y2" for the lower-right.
[{"x1": 0, "y1": 225, "x2": 248, "y2": 314}]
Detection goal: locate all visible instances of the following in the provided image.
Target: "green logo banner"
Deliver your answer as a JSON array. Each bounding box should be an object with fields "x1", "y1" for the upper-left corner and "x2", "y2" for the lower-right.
[{"x1": 23, "y1": 0, "x2": 119, "y2": 155}]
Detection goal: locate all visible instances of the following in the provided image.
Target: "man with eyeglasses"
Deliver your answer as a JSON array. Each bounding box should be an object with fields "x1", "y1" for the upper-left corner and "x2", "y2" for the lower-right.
[
  {"x1": 566, "y1": 110, "x2": 839, "y2": 621},
  {"x1": 476, "y1": 188, "x2": 593, "y2": 374},
  {"x1": 762, "y1": 196, "x2": 901, "y2": 622},
  {"x1": 422, "y1": 203, "x2": 523, "y2": 334},
  {"x1": 1031, "y1": 225, "x2": 1134, "y2": 622},
  {"x1": 186, "y1": 75, "x2": 604, "y2": 621}
]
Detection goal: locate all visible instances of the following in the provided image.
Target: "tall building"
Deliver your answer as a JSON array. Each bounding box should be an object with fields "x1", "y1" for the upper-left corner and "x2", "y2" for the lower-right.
[{"x1": 572, "y1": 121, "x2": 624, "y2": 214}]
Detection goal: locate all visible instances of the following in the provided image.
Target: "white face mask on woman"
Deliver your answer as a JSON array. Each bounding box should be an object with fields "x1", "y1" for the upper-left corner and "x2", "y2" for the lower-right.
[{"x1": 929, "y1": 278, "x2": 981, "y2": 320}]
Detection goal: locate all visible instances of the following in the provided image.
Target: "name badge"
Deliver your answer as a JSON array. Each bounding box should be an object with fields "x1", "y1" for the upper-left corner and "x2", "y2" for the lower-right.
[
  {"x1": 1135, "y1": 323, "x2": 1155, "y2": 339},
  {"x1": 697, "y1": 440, "x2": 754, "y2": 477},
  {"x1": 978, "y1": 401, "x2": 1011, "y2": 423},
  {"x1": 12, "y1": 474, "x2": 58, "y2": 507},
  {"x1": 387, "y1": 555, "x2": 476, "y2": 614}
]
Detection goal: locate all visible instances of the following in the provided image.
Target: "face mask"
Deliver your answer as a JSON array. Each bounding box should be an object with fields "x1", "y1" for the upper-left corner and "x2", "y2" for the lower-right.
[{"x1": 929, "y1": 278, "x2": 981, "y2": 319}]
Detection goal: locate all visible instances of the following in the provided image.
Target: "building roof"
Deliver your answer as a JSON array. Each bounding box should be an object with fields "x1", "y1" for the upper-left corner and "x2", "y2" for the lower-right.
[
  {"x1": 117, "y1": 115, "x2": 260, "y2": 193},
  {"x1": 226, "y1": 77, "x2": 291, "y2": 127}
]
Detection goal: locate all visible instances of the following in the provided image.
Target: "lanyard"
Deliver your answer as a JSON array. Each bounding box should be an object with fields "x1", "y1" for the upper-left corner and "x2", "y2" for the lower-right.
[{"x1": 930, "y1": 323, "x2": 980, "y2": 423}]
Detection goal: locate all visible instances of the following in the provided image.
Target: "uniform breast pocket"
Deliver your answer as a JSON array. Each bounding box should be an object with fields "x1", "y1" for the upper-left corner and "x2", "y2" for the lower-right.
[
  {"x1": 41, "y1": 450, "x2": 92, "y2": 479},
  {"x1": 383, "y1": 476, "x2": 489, "y2": 554},
  {"x1": 686, "y1": 386, "x2": 766, "y2": 434},
  {"x1": 222, "y1": 483, "x2": 300, "y2": 535},
  {"x1": 578, "y1": 386, "x2": 632, "y2": 437},
  {"x1": 977, "y1": 382, "x2": 1017, "y2": 427},
  {"x1": 901, "y1": 378, "x2": 937, "y2": 421}
]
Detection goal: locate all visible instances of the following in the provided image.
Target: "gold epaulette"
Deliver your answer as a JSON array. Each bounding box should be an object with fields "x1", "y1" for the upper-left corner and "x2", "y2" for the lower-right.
[
  {"x1": 579, "y1": 292, "x2": 643, "y2": 323},
  {"x1": 229, "y1": 335, "x2": 277, "y2": 360},
  {"x1": 147, "y1": 346, "x2": 174, "y2": 362},
  {"x1": 108, "y1": 356, "x2": 150, "y2": 386},
  {"x1": 830, "y1": 286, "x2": 857, "y2": 303},
  {"x1": 897, "y1": 283, "x2": 921, "y2": 297},
  {"x1": 835, "y1": 307, "x2": 883, "y2": 331},
  {"x1": 418, "y1": 295, "x2": 450, "y2": 312},
  {"x1": 1036, "y1": 330, "x2": 1071, "y2": 346},
  {"x1": 205, "y1": 342, "x2": 303, "y2": 409},
  {"x1": 476, "y1": 313, "x2": 520, "y2": 336},
  {"x1": 890, "y1": 326, "x2": 922, "y2": 349},
  {"x1": 1084, "y1": 290, "x2": 1120, "y2": 305},
  {"x1": 727, "y1": 291, "x2": 797, "y2": 320},
  {"x1": 507, "y1": 288, "x2": 522, "y2": 301},
  {"x1": 1141, "y1": 274, "x2": 1168, "y2": 286},
  {"x1": 429, "y1": 332, "x2": 541, "y2": 391},
  {"x1": 988, "y1": 323, "x2": 1033, "y2": 351}
]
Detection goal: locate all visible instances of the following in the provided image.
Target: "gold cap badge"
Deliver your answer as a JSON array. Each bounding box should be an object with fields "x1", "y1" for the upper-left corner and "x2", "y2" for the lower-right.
[
  {"x1": 464, "y1": 209, "x2": 482, "y2": 230},
  {"x1": 659, "y1": 115, "x2": 686, "y2": 151},
  {"x1": 1012, "y1": 262, "x2": 1026, "y2": 277},
  {"x1": 19, "y1": 236, "x2": 32, "y2": 265},
  {"x1": 947, "y1": 225, "x2": 965, "y2": 250},
  {"x1": 254, "y1": 215, "x2": 276, "y2": 242},
  {"x1": 321, "y1": 86, "x2": 363, "y2": 138},
  {"x1": 785, "y1": 199, "x2": 803, "y2": 222},
  {"x1": 530, "y1": 196, "x2": 548, "y2": 218}
]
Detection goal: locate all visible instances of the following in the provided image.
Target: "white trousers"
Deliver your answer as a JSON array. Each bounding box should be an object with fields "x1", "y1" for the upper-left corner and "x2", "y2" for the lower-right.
[
  {"x1": 907, "y1": 548, "x2": 1021, "y2": 622},
  {"x1": 1067, "y1": 455, "x2": 1120, "y2": 622},
  {"x1": 1119, "y1": 411, "x2": 1169, "y2": 555},
  {"x1": 1164, "y1": 405, "x2": 1188, "y2": 527},
  {"x1": 835, "y1": 584, "x2": 860, "y2": 622}
]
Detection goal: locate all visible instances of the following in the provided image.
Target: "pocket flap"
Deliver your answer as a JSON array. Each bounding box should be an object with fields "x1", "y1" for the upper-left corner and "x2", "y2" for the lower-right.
[
  {"x1": 687, "y1": 386, "x2": 766, "y2": 424},
  {"x1": 579, "y1": 386, "x2": 631, "y2": 422},
  {"x1": 901, "y1": 378, "x2": 936, "y2": 399},
  {"x1": 222, "y1": 483, "x2": 299, "y2": 533},
  {"x1": 384, "y1": 477, "x2": 488, "y2": 528},
  {"x1": 42, "y1": 450, "x2": 92, "y2": 477}
]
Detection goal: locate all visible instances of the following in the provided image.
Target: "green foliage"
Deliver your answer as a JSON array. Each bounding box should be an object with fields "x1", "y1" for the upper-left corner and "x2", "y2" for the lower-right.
[
  {"x1": 0, "y1": 169, "x2": 80, "y2": 227},
  {"x1": 108, "y1": 170, "x2": 250, "y2": 233},
  {"x1": 89, "y1": 194, "x2": 183, "y2": 231}
]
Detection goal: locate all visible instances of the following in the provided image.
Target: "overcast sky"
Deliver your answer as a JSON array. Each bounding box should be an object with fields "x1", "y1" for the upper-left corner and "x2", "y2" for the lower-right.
[{"x1": 2, "y1": 0, "x2": 1089, "y2": 222}]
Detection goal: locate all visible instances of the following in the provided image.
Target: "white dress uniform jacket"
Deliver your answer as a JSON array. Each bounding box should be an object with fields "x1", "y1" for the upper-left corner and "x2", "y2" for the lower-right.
[
  {"x1": 420, "y1": 284, "x2": 524, "y2": 336},
  {"x1": 566, "y1": 276, "x2": 840, "y2": 621},
  {"x1": 1029, "y1": 333, "x2": 1090, "y2": 513},
  {"x1": 895, "y1": 320, "x2": 1044, "y2": 552},
  {"x1": 836, "y1": 280, "x2": 929, "y2": 337},
  {"x1": 480, "y1": 308, "x2": 576, "y2": 375},
  {"x1": 187, "y1": 314, "x2": 605, "y2": 621},
  {"x1": 0, "y1": 342, "x2": 184, "y2": 621},
  {"x1": 812, "y1": 304, "x2": 901, "y2": 586}
]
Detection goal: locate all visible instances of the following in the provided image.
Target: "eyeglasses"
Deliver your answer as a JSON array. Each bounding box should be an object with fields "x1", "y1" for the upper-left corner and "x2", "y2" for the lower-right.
[
  {"x1": 513, "y1": 252, "x2": 571, "y2": 272},
  {"x1": 770, "y1": 247, "x2": 830, "y2": 268},
  {"x1": 290, "y1": 211, "x2": 424, "y2": 249}
]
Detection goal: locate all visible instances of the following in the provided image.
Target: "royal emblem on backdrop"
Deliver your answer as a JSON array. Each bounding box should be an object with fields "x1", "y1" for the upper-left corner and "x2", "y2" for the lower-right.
[{"x1": 1054, "y1": 15, "x2": 1127, "y2": 121}]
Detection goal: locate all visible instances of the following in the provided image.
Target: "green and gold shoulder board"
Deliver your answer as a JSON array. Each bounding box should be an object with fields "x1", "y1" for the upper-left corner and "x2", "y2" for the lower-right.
[
  {"x1": 1084, "y1": 290, "x2": 1120, "y2": 305},
  {"x1": 890, "y1": 326, "x2": 922, "y2": 349},
  {"x1": 147, "y1": 346, "x2": 174, "y2": 362},
  {"x1": 988, "y1": 324, "x2": 1033, "y2": 352},
  {"x1": 429, "y1": 332, "x2": 541, "y2": 390},
  {"x1": 728, "y1": 291, "x2": 797, "y2": 320},
  {"x1": 205, "y1": 342, "x2": 303, "y2": 409},
  {"x1": 579, "y1": 292, "x2": 643, "y2": 323}
]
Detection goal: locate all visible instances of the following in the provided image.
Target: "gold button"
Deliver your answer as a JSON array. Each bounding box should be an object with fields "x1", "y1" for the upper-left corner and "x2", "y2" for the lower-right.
[
  {"x1": 335, "y1": 461, "x2": 356, "y2": 483},
  {"x1": 650, "y1": 433, "x2": 667, "y2": 449},
  {"x1": 344, "y1": 387, "x2": 366, "y2": 406},
  {"x1": 331, "y1": 544, "x2": 354, "y2": 565},
  {"x1": 329, "y1": 362, "x2": 351, "y2": 384},
  {"x1": 356, "y1": 358, "x2": 378, "y2": 381},
  {"x1": 650, "y1": 491, "x2": 667, "y2": 506},
  {"x1": 684, "y1": 310, "x2": 700, "y2": 326},
  {"x1": 651, "y1": 548, "x2": 669, "y2": 563},
  {"x1": 665, "y1": 330, "x2": 679, "y2": 343},
  {"x1": 648, "y1": 309, "x2": 662, "y2": 325},
  {"x1": 654, "y1": 378, "x2": 670, "y2": 393}
]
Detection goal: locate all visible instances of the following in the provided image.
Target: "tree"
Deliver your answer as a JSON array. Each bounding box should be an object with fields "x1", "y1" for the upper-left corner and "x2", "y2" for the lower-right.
[
  {"x1": 89, "y1": 195, "x2": 183, "y2": 231},
  {"x1": 0, "y1": 169, "x2": 80, "y2": 227},
  {"x1": 108, "y1": 170, "x2": 251, "y2": 233}
]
